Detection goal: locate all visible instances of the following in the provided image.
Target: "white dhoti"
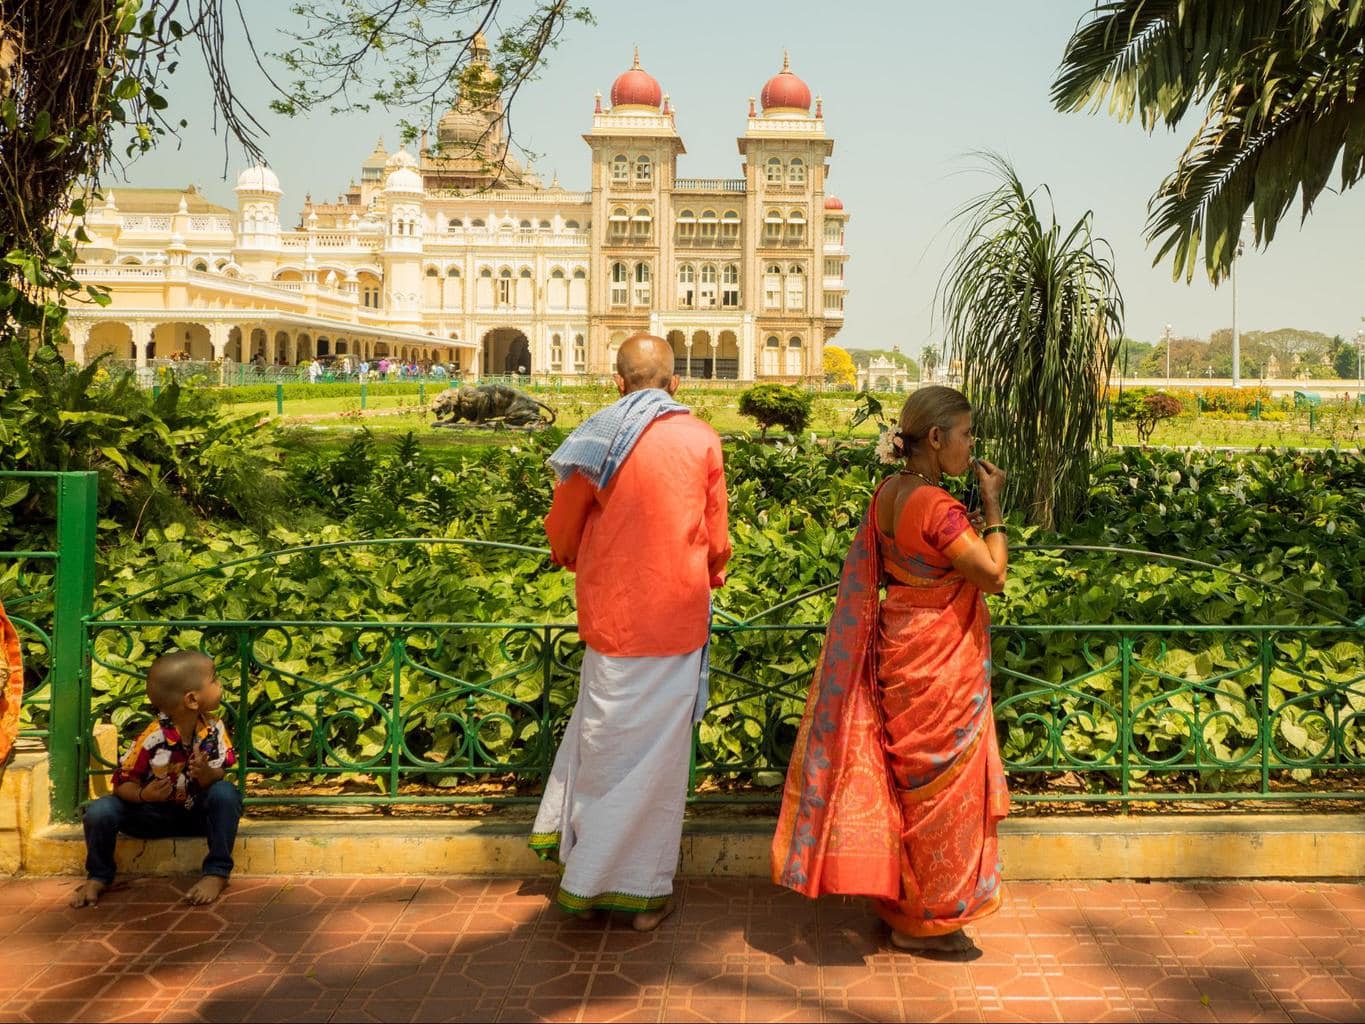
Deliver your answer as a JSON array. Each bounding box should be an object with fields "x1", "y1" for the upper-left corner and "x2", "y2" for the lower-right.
[{"x1": 530, "y1": 645, "x2": 702, "y2": 913}]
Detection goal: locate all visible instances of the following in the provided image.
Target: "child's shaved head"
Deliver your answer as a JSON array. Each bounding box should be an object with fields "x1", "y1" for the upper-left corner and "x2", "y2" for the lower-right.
[{"x1": 147, "y1": 650, "x2": 215, "y2": 713}]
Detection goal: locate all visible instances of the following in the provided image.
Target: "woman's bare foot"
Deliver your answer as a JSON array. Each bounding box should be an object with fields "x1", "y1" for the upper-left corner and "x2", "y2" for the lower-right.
[
  {"x1": 69, "y1": 880, "x2": 106, "y2": 908},
  {"x1": 184, "y1": 875, "x2": 228, "y2": 905},
  {"x1": 890, "y1": 928, "x2": 976, "y2": 954},
  {"x1": 631, "y1": 898, "x2": 675, "y2": 932}
]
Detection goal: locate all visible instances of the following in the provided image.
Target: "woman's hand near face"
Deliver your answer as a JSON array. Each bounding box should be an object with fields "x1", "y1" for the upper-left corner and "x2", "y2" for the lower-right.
[{"x1": 974, "y1": 459, "x2": 1006, "y2": 507}]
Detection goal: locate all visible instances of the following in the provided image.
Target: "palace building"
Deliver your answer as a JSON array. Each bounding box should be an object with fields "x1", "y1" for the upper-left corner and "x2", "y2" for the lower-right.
[{"x1": 61, "y1": 38, "x2": 850, "y2": 380}]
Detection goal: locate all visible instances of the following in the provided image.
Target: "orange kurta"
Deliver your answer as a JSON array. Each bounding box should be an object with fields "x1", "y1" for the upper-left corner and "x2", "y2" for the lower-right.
[{"x1": 545, "y1": 412, "x2": 731, "y2": 657}]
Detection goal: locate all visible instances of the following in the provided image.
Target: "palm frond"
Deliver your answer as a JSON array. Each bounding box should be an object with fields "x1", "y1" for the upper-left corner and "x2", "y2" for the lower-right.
[{"x1": 937, "y1": 154, "x2": 1124, "y2": 530}]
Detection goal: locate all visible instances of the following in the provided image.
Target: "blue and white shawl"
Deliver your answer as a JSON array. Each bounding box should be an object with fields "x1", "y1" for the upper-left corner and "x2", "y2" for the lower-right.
[
  {"x1": 548, "y1": 387, "x2": 688, "y2": 488},
  {"x1": 547, "y1": 386, "x2": 713, "y2": 723}
]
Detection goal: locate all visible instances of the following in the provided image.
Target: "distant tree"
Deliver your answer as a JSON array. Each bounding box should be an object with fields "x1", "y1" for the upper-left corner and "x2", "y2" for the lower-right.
[
  {"x1": 1330, "y1": 336, "x2": 1360, "y2": 380},
  {"x1": 1135, "y1": 393, "x2": 1182, "y2": 445},
  {"x1": 1054, "y1": 1, "x2": 1365, "y2": 283},
  {"x1": 822, "y1": 345, "x2": 856, "y2": 389},
  {"x1": 1115, "y1": 337, "x2": 1154, "y2": 377},
  {"x1": 920, "y1": 346, "x2": 940, "y2": 380}
]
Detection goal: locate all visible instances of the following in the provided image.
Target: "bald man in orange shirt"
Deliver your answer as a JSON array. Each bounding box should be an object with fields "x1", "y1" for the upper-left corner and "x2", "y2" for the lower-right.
[{"x1": 530, "y1": 334, "x2": 731, "y2": 931}]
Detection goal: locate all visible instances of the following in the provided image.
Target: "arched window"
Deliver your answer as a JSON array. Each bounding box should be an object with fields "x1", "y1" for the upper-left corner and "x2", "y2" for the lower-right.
[
  {"x1": 633, "y1": 262, "x2": 651, "y2": 306},
  {"x1": 446, "y1": 266, "x2": 461, "y2": 278},
  {"x1": 635, "y1": 155, "x2": 652, "y2": 182},
  {"x1": 787, "y1": 209, "x2": 806, "y2": 241},
  {"x1": 519, "y1": 219, "x2": 532, "y2": 230},
  {"x1": 565, "y1": 219, "x2": 580, "y2": 231},
  {"x1": 609, "y1": 206, "x2": 629, "y2": 239},
  {"x1": 479, "y1": 267, "x2": 492, "y2": 277},
  {"x1": 788, "y1": 158, "x2": 805, "y2": 185},
  {"x1": 549, "y1": 267, "x2": 568, "y2": 310},
  {"x1": 191, "y1": 259, "x2": 208, "y2": 272},
  {"x1": 766, "y1": 335, "x2": 780, "y2": 347},
  {"x1": 722, "y1": 263, "x2": 740, "y2": 307},
  {"x1": 699, "y1": 263, "x2": 718, "y2": 307},
  {"x1": 788, "y1": 335, "x2": 803, "y2": 347},
  {"x1": 678, "y1": 263, "x2": 695, "y2": 308},
  {"x1": 539, "y1": 219, "x2": 551, "y2": 230},
  {"x1": 425, "y1": 267, "x2": 439, "y2": 277},
  {"x1": 632, "y1": 207, "x2": 652, "y2": 239},
  {"x1": 551, "y1": 332, "x2": 564, "y2": 372},
  {"x1": 677, "y1": 209, "x2": 696, "y2": 239},
  {"x1": 764, "y1": 263, "x2": 782, "y2": 309},
  {"x1": 573, "y1": 333, "x2": 586, "y2": 372},
  {"x1": 785, "y1": 263, "x2": 805, "y2": 310},
  {"x1": 497, "y1": 267, "x2": 513, "y2": 306},
  {"x1": 519, "y1": 267, "x2": 533, "y2": 278},
  {"x1": 721, "y1": 210, "x2": 740, "y2": 240},
  {"x1": 610, "y1": 261, "x2": 628, "y2": 306},
  {"x1": 471, "y1": 218, "x2": 485, "y2": 228},
  {"x1": 611, "y1": 155, "x2": 629, "y2": 183},
  {"x1": 699, "y1": 209, "x2": 718, "y2": 240},
  {"x1": 766, "y1": 157, "x2": 784, "y2": 185},
  {"x1": 570, "y1": 266, "x2": 588, "y2": 308},
  {"x1": 763, "y1": 208, "x2": 783, "y2": 243}
]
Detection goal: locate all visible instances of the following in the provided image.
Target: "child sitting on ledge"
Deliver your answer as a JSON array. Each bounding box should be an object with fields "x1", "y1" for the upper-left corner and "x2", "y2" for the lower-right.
[{"x1": 71, "y1": 650, "x2": 242, "y2": 907}]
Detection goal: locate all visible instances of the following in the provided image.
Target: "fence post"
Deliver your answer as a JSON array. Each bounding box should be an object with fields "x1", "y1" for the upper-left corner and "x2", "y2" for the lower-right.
[
  {"x1": 360, "y1": 381, "x2": 367, "y2": 409},
  {"x1": 1252, "y1": 398, "x2": 1261, "y2": 420},
  {"x1": 1105, "y1": 403, "x2": 1114, "y2": 447},
  {"x1": 419, "y1": 382, "x2": 425, "y2": 407},
  {"x1": 1308, "y1": 407, "x2": 1315, "y2": 431},
  {"x1": 276, "y1": 383, "x2": 284, "y2": 416},
  {"x1": 49, "y1": 472, "x2": 99, "y2": 823},
  {"x1": 151, "y1": 384, "x2": 161, "y2": 402}
]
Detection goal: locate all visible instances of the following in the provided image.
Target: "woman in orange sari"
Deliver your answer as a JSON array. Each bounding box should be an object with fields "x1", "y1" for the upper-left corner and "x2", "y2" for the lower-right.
[{"x1": 772, "y1": 386, "x2": 1011, "y2": 954}]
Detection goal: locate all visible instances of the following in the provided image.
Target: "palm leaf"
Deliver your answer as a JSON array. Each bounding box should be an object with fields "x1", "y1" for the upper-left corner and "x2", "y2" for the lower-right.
[{"x1": 938, "y1": 154, "x2": 1124, "y2": 530}]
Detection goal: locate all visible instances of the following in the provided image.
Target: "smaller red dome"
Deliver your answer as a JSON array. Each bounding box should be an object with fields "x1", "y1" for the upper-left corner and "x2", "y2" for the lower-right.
[
  {"x1": 824, "y1": 196, "x2": 844, "y2": 211},
  {"x1": 610, "y1": 48, "x2": 662, "y2": 110},
  {"x1": 761, "y1": 52, "x2": 811, "y2": 113}
]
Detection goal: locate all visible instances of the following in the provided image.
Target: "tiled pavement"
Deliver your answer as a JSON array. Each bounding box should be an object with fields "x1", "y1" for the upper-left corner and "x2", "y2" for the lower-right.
[{"x1": 1, "y1": 876, "x2": 1363, "y2": 1022}]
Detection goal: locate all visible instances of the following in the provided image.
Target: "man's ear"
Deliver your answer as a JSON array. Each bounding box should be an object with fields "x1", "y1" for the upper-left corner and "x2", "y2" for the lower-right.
[
  {"x1": 665, "y1": 374, "x2": 680, "y2": 396},
  {"x1": 613, "y1": 373, "x2": 627, "y2": 397}
]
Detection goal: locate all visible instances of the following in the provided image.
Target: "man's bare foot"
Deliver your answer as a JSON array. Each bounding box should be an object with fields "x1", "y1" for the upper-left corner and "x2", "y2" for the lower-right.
[
  {"x1": 184, "y1": 875, "x2": 228, "y2": 905},
  {"x1": 69, "y1": 880, "x2": 106, "y2": 908},
  {"x1": 631, "y1": 898, "x2": 674, "y2": 932},
  {"x1": 570, "y1": 908, "x2": 601, "y2": 922},
  {"x1": 890, "y1": 928, "x2": 975, "y2": 954}
]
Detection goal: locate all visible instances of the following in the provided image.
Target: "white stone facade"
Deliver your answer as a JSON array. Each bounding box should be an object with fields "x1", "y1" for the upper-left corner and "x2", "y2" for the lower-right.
[{"x1": 63, "y1": 43, "x2": 849, "y2": 380}]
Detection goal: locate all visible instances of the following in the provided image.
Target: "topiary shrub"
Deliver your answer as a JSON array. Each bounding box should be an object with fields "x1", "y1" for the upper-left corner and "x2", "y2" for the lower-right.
[
  {"x1": 738, "y1": 384, "x2": 813, "y2": 438},
  {"x1": 1135, "y1": 393, "x2": 1182, "y2": 445}
]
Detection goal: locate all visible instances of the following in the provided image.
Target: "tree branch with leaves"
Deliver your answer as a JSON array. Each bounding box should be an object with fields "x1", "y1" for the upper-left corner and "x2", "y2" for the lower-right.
[{"x1": 1053, "y1": 0, "x2": 1365, "y2": 284}]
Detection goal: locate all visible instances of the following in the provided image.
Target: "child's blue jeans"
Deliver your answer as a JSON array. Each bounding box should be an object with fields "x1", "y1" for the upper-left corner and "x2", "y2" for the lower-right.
[{"x1": 81, "y1": 780, "x2": 243, "y2": 884}]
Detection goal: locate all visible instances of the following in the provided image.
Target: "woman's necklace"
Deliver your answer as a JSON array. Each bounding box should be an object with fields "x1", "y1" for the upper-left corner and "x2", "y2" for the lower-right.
[{"x1": 899, "y1": 468, "x2": 939, "y2": 487}]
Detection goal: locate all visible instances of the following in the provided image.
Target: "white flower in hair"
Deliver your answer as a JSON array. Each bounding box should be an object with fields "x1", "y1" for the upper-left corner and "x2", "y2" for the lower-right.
[{"x1": 874, "y1": 428, "x2": 901, "y2": 465}]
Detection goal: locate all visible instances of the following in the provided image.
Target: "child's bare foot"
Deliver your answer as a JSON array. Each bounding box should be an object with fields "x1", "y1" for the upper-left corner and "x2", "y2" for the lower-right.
[
  {"x1": 890, "y1": 928, "x2": 976, "y2": 954},
  {"x1": 184, "y1": 875, "x2": 228, "y2": 905},
  {"x1": 69, "y1": 880, "x2": 106, "y2": 908},
  {"x1": 631, "y1": 898, "x2": 674, "y2": 932}
]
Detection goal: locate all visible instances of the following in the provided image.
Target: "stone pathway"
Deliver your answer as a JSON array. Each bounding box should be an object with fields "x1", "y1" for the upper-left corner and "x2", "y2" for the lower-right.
[{"x1": 2, "y1": 877, "x2": 1362, "y2": 1022}]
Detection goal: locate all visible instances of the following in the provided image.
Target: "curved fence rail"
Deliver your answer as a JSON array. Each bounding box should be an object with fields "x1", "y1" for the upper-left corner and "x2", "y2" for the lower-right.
[{"x1": 8, "y1": 476, "x2": 1363, "y2": 820}]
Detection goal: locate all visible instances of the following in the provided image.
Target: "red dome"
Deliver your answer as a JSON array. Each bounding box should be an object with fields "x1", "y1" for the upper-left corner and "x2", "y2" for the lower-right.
[
  {"x1": 610, "y1": 49, "x2": 662, "y2": 110},
  {"x1": 824, "y1": 196, "x2": 844, "y2": 210},
  {"x1": 761, "y1": 53, "x2": 811, "y2": 113}
]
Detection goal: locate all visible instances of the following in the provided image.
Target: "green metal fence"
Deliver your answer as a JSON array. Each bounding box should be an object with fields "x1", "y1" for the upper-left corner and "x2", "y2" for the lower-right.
[{"x1": 10, "y1": 472, "x2": 1364, "y2": 822}]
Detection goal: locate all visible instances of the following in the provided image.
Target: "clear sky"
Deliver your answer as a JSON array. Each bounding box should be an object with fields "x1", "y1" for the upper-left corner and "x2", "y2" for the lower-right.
[{"x1": 123, "y1": 0, "x2": 1365, "y2": 350}]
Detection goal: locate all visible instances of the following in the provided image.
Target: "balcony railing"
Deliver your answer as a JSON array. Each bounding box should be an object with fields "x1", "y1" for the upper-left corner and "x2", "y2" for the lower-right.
[{"x1": 674, "y1": 178, "x2": 746, "y2": 192}]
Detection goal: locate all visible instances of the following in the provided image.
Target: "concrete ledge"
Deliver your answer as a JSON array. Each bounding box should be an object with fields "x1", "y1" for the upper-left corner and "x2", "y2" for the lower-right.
[{"x1": 15, "y1": 812, "x2": 1365, "y2": 880}]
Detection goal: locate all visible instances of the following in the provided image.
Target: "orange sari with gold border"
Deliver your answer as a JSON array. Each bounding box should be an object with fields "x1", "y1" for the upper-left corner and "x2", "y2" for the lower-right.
[
  {"x1": 0, "y1": 599, "x2": 23, "y2": 767},
  {"x1": 772, "y1": 482, "x2": 1009, "y2": 937}
]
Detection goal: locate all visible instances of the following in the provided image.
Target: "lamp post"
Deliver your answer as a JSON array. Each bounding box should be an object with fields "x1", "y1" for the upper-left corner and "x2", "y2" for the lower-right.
[
  {"x1": 1355, "y1": 325, "x2": 1363, "y2": 399},
  {"x1": 1163, "y1": 323, "x2": 1173, "y2": 384}
]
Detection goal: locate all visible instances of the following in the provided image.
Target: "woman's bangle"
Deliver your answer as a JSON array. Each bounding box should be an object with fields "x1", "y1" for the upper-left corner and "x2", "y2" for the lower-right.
[{"x1": 981, "y1": 523, "x2": 1008, "y2": 539}]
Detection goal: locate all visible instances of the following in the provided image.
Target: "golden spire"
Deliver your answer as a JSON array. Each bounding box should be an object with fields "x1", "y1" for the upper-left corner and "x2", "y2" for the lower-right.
[
  {"x1": 632, "y1": 45, "x2": 641, "y2": 69},
  {"x1": 782, "y1": 49, "x2": 791, "y2": 73}
]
